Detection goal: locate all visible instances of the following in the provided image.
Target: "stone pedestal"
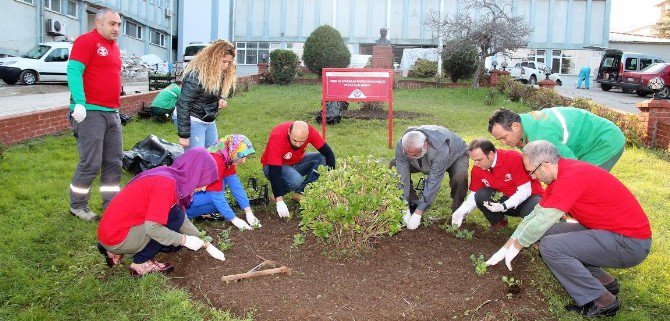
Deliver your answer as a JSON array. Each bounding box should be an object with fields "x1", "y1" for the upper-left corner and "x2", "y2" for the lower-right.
[
  {"x1": 637, "y1": 98, "x2": 670, "y2": 148},
  {"x1": 538, "y1": 78, "x2": 558, "y2": 89},
  {"x1": 489, "y1": 69, "x2": 510, "y2": 86},
  {"x1": 372, "y1": 46, "x2": 393, "y2": 69}
]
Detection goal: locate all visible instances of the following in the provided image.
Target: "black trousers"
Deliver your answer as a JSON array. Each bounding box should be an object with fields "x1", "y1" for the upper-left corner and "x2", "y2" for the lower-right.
[{"x1": 474, "y1": 187, "x2": 541, "y2": 225}]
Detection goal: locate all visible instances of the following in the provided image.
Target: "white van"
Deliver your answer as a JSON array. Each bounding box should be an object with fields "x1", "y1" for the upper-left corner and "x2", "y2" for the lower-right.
[
  {"x1": 183, "y1": 42, "x2": 210, "y2": 65},
  {"x1": 595, "y1": 49, "x2": 665, "y2": 92},
  {"x1": 0, "y1": 41, "x2": 72, "y2": 85}
]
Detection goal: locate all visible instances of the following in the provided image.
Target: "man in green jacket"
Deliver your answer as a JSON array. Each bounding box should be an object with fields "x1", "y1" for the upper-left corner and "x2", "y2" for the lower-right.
[
  {"x1": 150, "y1": 83, "x2": 181, "y2": 121},
  {"x1": 487, "y1": 107, "x2": 625, "y2": 171}
]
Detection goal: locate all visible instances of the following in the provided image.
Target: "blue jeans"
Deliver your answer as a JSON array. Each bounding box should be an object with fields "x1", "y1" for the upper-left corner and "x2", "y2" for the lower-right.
[
  {"x1": 263, "y1": 152, "x2": 326, "y2": 194},
  {"x1": 172, "y1": 113, "x2": 218, "y2": 149},
  {"x1": 133, "y1": 204, "x2": 184, "y2": 264},
  {"x1": 186, "y1": 191, "x2": 236, "y2": 220}
]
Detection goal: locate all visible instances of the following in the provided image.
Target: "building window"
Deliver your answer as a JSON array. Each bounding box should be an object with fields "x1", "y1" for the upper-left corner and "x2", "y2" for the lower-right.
[
  {"x1": 150, "y1": 29, "x2": 166, "y2": 47},
  {"x1": 16, "y1": 0, "x2": 34, "y2": 5},
  {"x1": 66, "y1": 0, "x2": 77, "y2": 17},
  {"x1": 560, "y1": 51, "x2": 576, "y2": 75},
  {"x1": 124, "y1": 21, "x2": 143, "y2": 40},
  {"x1": 235, "y1": 42, "x2": 270, "y2": 65},
  {"x1": 45, "y1": 0, "x2": 62, "y2": 13}
]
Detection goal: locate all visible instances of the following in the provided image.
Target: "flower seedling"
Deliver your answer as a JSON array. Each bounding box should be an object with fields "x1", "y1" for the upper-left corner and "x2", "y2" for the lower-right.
[
  {"x1": 455, "y1": 228, "x2": 475, "y2": 240},
  {"x1": 470, "y1": 254, "x2": 487, "y2": 276},
  {"x1": 292, "y1": 233, "x2": 305, "y2": 248},
  {"x1": 502, "y1": 276, "x2": 522, "y2": 295},
  {"x1": 490, "y1": 191, "x2": 504, "y2": 202},
  {"x1": 216, "y1": 227, "x2": 233, "y2": 252}
]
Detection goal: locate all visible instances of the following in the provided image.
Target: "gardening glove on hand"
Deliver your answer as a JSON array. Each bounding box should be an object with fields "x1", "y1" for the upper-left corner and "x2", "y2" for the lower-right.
[
  {"x1": 406, "y1": 213, "x2": 422, "y2": 230},
  {"x1": 505, "y1": 246, "x2": 520, "y2": 271},
  {"x1": 246, "y1": 211, "x2": 261, "y2": 228},
  {"x1": 72, "y1": 104, "x2": 87, "y2": 123},
  {"x1": 230, "y1": 217, "x2": 252, "y2": 230},
  {"x1": 205, "y1": 243, "x2": 226, "y2": 261},
  {"x1": 451, "y1": 208, "x2": 467, "y2": 228},
  {"x1": 402, "y1": 208, "x2": 412, "y2": 225},
  {"x1": 276, "y1": 201, "x2": 290, "y2": 218},
  {"x1": 484, "y1": 201, "x2": 507, "y2": 213},
  {"x1": 183, "y1": 235, "x2": 204, "y2": 251},
  {"x1": 486, "y1": 246, "x2": 507, "y2": 266}
]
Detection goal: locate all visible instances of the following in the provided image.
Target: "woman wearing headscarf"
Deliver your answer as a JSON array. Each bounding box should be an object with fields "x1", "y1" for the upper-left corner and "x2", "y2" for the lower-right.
[
  {"x1": 186, "y1": 135, "x2": 261, "y2": 230},
  {"x1": 176, "y1": 40, "x2": 236, "y2": 149},
  {"x1": 97, "y1": 148, "x2": 227, "y2": 277}
]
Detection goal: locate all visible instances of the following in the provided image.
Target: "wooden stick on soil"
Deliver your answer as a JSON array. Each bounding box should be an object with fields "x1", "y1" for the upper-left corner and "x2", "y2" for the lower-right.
[{"x1": 221, "y1": 266, "x2": 292, "y2": 282}]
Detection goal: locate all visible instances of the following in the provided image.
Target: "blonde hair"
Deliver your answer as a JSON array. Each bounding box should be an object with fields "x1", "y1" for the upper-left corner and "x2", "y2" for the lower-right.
[{"x1": 183, "y1": 39, "x2": 236, "y2": 97}]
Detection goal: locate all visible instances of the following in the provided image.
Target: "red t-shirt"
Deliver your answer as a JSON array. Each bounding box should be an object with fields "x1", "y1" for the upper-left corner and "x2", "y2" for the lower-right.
[
  {"x1": 260, "y1": 122, "x2": 326, "y2": 166},
  {"x1": 98, "y1": 176, "x2": 177, "y2": 246},
  {"x1": 70, "y1": 29, "x2": 122, "y2": 108},
  {"x1": 469, "y1": 149, "x2": 544, "y2": 196},
  {"x1": 206, "y1": 153, "x2": 237, "y2": 192},
  {"x1": 540, "y1": 158, "x2": 651, "y2": 239}
]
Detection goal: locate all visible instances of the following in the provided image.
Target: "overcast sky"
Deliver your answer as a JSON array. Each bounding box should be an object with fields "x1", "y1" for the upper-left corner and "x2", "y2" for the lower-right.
[{"x1": 610, "y1": 0, "x2": 662, "y2": 32}]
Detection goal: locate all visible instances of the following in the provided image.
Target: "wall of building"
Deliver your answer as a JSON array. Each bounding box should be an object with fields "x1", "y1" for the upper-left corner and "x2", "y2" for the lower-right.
[{"x1": 1, "y1": 1, "x2": 39, "y2": 55}]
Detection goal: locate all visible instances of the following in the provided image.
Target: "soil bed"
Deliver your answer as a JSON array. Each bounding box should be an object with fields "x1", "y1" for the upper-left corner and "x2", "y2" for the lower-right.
[{"x1": 169, "y1": 211, "x2": 552, "y2": 320}]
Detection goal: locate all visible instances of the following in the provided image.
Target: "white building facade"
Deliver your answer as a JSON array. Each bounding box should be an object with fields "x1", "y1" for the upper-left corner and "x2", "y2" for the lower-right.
[
  {"x1": 0, "y1": 0, "x2": 178, "y2": 62},
  {"x1": 177, "y1": 0, "x2": 612, "y2": 76}
]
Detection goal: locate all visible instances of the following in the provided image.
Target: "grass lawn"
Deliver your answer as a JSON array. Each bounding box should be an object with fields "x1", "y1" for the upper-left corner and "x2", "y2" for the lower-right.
[{"x1": 0, "y1": 84, "x2": 668, "y2": 320}]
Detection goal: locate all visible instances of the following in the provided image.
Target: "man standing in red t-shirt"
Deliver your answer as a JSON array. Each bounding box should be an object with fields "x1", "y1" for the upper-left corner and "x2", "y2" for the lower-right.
[
  {"x1": 486, "y1": 141, "x2": 652, "y2": 318},
  {"x1": 67, "y1": 8, "x2": 123, "y2": 221},
  {"x1": 261, "y1": 121, "x2": 336, "y2": 217},
  {"x1": 451, "y1": 138, "x2": 544, "y2": 228}
]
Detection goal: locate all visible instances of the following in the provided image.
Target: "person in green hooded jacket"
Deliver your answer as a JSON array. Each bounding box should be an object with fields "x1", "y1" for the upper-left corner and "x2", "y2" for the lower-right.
[
  {"x1": 487, "y1": 107, "x2": 625, "y2": 171},
  {"x1": 150, "y1": 83, "x2": 181, "y2": 121}
]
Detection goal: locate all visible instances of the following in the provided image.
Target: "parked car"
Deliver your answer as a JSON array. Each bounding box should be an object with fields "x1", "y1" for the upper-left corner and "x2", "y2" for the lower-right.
[
  {"x1": 508, "y1": 61, "x2": 562, "y2": 86},
  {"x1": 0, "y1": 41, "x2": 72, "y2": 85},
  {"x1": 595, "y1": 49, "x2": 665, "y2": 93},
  {"x1": 621, "y1": 63, "x2": 670, "y2": 99},
  {"x1": 183, "y1": 42, "x2": 210, "y2": 66}
]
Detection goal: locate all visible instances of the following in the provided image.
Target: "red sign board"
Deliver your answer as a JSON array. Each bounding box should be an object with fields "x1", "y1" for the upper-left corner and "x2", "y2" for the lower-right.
[{"x1": 321, "y1": 68, "x2": 394, "y2": 148}]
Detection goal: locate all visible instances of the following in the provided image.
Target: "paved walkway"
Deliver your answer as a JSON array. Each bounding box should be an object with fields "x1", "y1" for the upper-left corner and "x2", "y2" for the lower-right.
[
  {"x1": 0, "y1": 83, "x2": 149, "y2": 117},
  {"x1": 554, "y1": 85, "x2": 648, "y2": 114}
]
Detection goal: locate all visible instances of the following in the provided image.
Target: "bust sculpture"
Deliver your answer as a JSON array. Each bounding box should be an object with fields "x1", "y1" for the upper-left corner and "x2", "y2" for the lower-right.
[{"x1": 375, "y1": 28, "x2": 391, "y2": 46}]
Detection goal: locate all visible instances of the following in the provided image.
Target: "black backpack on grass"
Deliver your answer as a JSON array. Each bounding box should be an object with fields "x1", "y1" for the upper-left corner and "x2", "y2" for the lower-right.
[{"x1": 315, "y1": 101, "x2": 347, "y2": 125}]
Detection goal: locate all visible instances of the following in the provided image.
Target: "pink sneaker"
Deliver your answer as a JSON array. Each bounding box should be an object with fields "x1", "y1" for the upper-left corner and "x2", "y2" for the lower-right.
[{"x1": 129, "y1": 260, "x2": 174, "y2": 277}]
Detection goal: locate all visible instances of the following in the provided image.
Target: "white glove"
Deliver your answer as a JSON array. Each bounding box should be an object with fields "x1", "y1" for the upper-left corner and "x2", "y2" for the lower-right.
[
  {"x1": 451, "y1": 208, "x2": 467, "y2": 227},
  {"x1": 402, "y1": 208, "x2": 411, "y2": 225},
  {"x1": 486, "y1": 246, "x2": 507, "y2": 266},
  {"x1": 205, "y1": 243, "x2": 226, "y2": 261},
  {"x1": 183, "y1": 235, "x2": 204, "y2": 251},
  {"x1": 406, "y1": 213, "x2": 422, "y2": 230},
  {"x1": 276, "y1": 201, "x2": 290, "y2": 218},
  {"x1": 246, "y1": 211, "x2": 261, "y2": 227},
  {"x1": 230, "y1": 217, "x2": 252, "y2": 230},
  {"x1": 72, "y1": 104, "x2": 87, "y2": 123},
  {"x1": 505, "y1": 246, "x2": 520, "y2": 271},
  {"x1": 484, "y1": 201, "x2": 507, "y2": 213}
]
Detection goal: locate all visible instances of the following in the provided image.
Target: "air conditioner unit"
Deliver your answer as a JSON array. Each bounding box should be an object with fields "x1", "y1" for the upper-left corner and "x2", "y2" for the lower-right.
[
  {"x1": 46, "y1": 19, "x2": 63, "y2": 35},
  {"x1": 165, "y1": 8, "x2": 173, "y2": 18}
]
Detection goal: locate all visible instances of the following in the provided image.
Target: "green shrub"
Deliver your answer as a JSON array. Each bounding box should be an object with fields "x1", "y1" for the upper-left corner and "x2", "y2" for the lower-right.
[
  {"x1": 302, "y1": 25, "x2": 351, "y2": 76},
  {"x1": 269, "y1": 49, "x2": 298, "y2": 85},
  {"x1": 300, "y1": 155, "x2": 405, "y2": 254},
  {"x1": 409, "y1": 59, "x2": 438, "y2": 78},
  {"x1": 528, "y1": 87, "x2": 566, "y2": 111},
  {"x1": 442, "y1": 42, "x2": 478, "y2": 83}
]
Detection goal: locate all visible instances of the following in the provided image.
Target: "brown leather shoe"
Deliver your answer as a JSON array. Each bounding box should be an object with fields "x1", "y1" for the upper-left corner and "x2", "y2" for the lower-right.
[{"x1": 129, "y1": 260, "x2": 174, "y2": 277}]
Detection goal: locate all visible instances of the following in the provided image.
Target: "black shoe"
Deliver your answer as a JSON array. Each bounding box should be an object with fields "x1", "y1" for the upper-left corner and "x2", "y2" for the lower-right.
[
  {"x1": 604, "y1": 279, "x2": 620, "y2": 295},
  {"x1": 565, "y1": 301, "x2": 593, "y2": 315},
  {"x1": 584, "y1": 297, "x2": 620, "y2": 317},
  {"x1": 193, "y1": 213, "x2": 224, "y2": 221}
]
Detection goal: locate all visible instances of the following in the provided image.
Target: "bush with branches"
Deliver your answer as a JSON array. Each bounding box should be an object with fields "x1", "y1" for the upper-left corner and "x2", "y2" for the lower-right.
[
  {"x1": 442, "y1": 41, "x2": 478, "y2": 83},
  {"x1": 269, "y1": 49, "x2": 298, "y2": 85},
  {"x1": 302, "y1": 25, "x2": 351, "y2": 76},
  {"x1": 300, "y1": 155, "x2": 405, "y2": 254},
  {"x1": 409, "y1": 59, "x2": 438, "y2": 78}
]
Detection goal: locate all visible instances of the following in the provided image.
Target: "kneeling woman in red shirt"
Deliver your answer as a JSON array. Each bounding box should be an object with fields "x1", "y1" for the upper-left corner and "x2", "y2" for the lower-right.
[{"x1": 97, "y1": 148, "x2": 227, "y2": 277}]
